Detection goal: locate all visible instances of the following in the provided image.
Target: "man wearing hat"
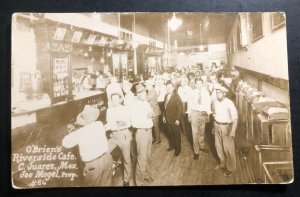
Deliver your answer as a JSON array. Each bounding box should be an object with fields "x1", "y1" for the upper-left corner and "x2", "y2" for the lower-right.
[
  {"x1": 145, "y1": 79, "x2": 161, "y2": 144},
  {"x1": 122, "y1": 80, "x2": 136, "y2": 107},
  {"x1": 106, "y1": 92, "x2": 132, "y2": 186},
  {"x1": 106, "y1": 77, "x2": 123, "y2": 107},
  {"x1": 212, "y1": 84, "x2": 238, "y2": 177},
  {"x1": 130, "y1": 83, "x2": 154, "y2": 186},
  {"x1": 62, "y1": 105, "x2": 113, "y2": 186},
  {"x1": 122, "y1": 79, "x2": 138, "y2": 165}
]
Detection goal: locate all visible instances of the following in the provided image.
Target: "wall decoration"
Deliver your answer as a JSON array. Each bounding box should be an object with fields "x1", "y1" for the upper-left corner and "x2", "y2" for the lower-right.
[
  {"x1": 53, "y1": 27, "x2": 66, "y2": 41},
  {"x1": 71, "y1": 31, "x2": 82, "y2": 43},
  {"x1": 250, "y1": 13, "x2": 264, "y2": 42}
]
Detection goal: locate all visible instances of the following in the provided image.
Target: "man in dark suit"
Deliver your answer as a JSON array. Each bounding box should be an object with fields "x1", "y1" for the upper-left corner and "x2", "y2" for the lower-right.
[{"x1": 163, "y1": 81, "x2": 183, "y2": 156}]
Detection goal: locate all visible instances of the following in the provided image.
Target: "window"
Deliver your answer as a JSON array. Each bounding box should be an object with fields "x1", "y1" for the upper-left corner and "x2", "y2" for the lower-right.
[
  {"x1": 250, "y1": 13, "x2": 263, "y2": 42},
  {"x1": 271, "y1": 12, "x2": 286, "y2": 30}
]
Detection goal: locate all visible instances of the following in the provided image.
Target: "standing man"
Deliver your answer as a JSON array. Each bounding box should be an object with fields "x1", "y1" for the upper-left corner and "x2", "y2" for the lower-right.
[
  {"x1": 145, "y1": 79, "x2": 161, "y2": 144},
  {"x1": 122, "y1": 80, "x2": 136, "y2": 107},
  {"x1": 130, "y1": 84, "x2": 154, "y2": 186},
  {"x1": 187, "y1": 78, "x2": 212, "y2": 160},
  {"x1": 212, "y1": 84, "x2": 238, "y2": 177},
  {"x1": 177, "y1": 76, "x2": 192, "y2": 136},
  {"x1": 155, "y1": 77, "x2": 167, "y2": 132},
  {"x1": 62, "y1": 105, "x2": 113, "y2": 186},
  {"x1": 122, "y1": 80, "x2": 138, "y2": 172},
  {"x1": 106, "y1": 93, "x2": 132, "y2": 186},
  {"x1": 163, "y1": 81, "x2": 183, "y2": 156}
]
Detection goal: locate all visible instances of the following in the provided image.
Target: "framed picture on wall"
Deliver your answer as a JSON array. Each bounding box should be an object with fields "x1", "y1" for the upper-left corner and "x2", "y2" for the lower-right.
[
  {"x1": 250, "y1": 13, "x2": 264, "y2": 42},
  {"x1": 271, "y1": 12, "x2": 286, "y2": 30}
]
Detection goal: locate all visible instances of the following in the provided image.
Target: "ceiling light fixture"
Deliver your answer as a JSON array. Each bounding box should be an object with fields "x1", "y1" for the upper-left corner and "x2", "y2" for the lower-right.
[
  {"x1": 168, "y1": 13, "x2": 182, "y2": 31},
  {"x1": 199, "y1": 24, "x2": 205, "y2": 51}
]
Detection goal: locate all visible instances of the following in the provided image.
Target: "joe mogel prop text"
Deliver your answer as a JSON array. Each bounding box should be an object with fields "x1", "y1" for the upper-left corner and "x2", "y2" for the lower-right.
[{"x1": 12, "y1": 145, "x2": 79, "y2": 188}]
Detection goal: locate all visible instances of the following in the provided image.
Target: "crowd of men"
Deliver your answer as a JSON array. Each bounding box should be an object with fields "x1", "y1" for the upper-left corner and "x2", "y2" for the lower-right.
[{"x1": 62, "y1": 66, "x2": 238, "y2": 187}]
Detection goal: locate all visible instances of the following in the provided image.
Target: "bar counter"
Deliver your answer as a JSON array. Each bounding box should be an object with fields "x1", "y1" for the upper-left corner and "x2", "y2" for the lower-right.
[{"x1": 12, "y1": 90, "x2": 106, "y2": 131}]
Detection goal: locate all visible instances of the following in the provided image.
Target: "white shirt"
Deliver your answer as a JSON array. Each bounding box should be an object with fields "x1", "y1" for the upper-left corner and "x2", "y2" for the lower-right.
[
  {"x1": 155, "y1": 84, "x2": 167, "y2": 102},
  {"x1": 130, "y1": 99, "x2": 153, "y2": 129},
  {"x1": 213, "y1": 98, "x2": 238, "y2": 123},
  {"x1": 177, "y1": 85, "x2": 192, "y2": 103},
  {"x1": 124, "y1": 92, "x2": 137, "y2": 107},
  {"x1": 106, "y1": 105, "x2": 131, "y2": 131},
  {"x1": 211, "y1": 90, "x2": 217, "y2": 102},
  {"x1": 164, "y1": 93, "x2": 172, "y2": 108},
  {"x1": 82, "y1": 78, "x2": 91, "y2": 89},
  {"x1": 187, "y1": 87, "x2": 212, "y2": 114},
  {"x1": 96, "y1": 77, "x2": 105, "y2": 89},
  {"x1": 106, "y1": 83, "x2": 124, "y2": 101},
  {"x1": 62, "y1": 121, "x2": 108, "y2": 162}
]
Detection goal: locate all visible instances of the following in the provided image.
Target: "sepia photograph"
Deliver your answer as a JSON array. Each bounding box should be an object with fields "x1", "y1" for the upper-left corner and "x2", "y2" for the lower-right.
[{"x1": 11, "y1": 12, "x2": 293, "y2": 188}]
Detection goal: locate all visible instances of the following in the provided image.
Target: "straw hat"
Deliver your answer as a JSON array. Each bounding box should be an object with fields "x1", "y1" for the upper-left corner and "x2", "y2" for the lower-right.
[
  {"x1": 214, "y1": 84, "x2": 228, "y2": 93},
  {"x1": 76, "y1": 105, "x2": 100, "y2": 126}
]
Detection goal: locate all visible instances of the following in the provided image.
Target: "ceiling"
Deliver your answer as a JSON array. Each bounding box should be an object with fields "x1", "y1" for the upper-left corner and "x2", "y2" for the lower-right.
[{"x1": 127, "y1": 12, "x2": 237, "y2": 47}]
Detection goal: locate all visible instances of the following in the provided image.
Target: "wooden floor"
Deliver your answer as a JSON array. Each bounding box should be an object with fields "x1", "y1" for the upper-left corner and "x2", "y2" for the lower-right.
[
  {"x1": 12, "y1": 122, "x2": 255, "y2": 187},
  {"x1": 112, "y1": 126, "x2": 255, "y2": 186}
]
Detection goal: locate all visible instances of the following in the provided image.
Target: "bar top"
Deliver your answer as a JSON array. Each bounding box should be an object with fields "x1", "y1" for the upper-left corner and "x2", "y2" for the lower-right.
[
  {"x1": 12, "y1": 90, "x2": 105, "y2": 116},
  {"x1": 73, "y1": 90, "x2": 104, "y2": 101}
]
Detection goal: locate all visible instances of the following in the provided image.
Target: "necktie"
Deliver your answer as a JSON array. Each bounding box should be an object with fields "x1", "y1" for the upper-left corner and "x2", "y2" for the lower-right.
[{"x1": 198, "y1": 89, "x2": 202, "y2": 105}]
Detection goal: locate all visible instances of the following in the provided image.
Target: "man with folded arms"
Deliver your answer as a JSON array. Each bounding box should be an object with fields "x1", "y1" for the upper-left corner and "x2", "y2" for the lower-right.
[
  {"x1": 106, "y1": 92, "x2": 132, "y2": 186},
  {"x1": 212, "y1": 84, "x2": 238, "y2": 177},
  {"x1": 130, "y1": 83, "x2": 154, "y2": 186},
  {"x1": 62, "y1": 105, "x2": 113, "y2": 186}
]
